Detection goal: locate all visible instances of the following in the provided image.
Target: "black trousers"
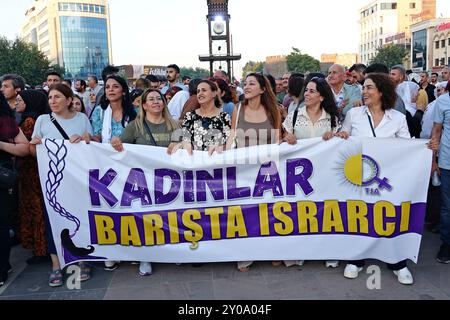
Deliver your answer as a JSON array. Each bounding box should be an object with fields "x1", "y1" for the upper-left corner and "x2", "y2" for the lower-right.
[
  {"x1": 348, "y1": 259, "x2": 407, "y2": 271},
  {"x1": 0, "y1": 188, "x2": 11, "y2": 273},
  {"x1": 426, "y1": 182, "x2": 441, "y2": 227}
]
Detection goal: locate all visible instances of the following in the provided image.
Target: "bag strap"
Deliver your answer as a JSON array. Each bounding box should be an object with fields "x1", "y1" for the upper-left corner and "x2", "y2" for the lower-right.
[
  {"x1": 235, "y1": 103, "x2": 242, "y2": 129},
  {"x1": 292, "y1": 102, "x2": 301, "y2": 128},
  {"x1": 367, "y1": 114, "x2": 377, "y2": 138},
  {"x1": 50, "y1": 115, "x2": 70, "y2": 140},
  {"x1": 143, "y1": 120, "x2": 158, "y2": 146}
]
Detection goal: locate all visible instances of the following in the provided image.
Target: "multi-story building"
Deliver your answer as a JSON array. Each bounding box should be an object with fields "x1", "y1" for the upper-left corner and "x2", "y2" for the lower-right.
[
  {"x1": 264, "y1": 56, "x2": 288, "y2": 78},
  {"x1": 432, "y1": 21, "x2": 450, "y2": 68},
  {"x1": 320, "y1": 53, "x2": 359, "y2": 68},
  {"x1": 21, "y1": 0, "x2": 113, "y2": 79},
  {"x1": 411, "y1": 18, "x2": 450, "y2": 71},
  {"x1": 359, "y1": 0, "x2": 436, "y2": 66}
]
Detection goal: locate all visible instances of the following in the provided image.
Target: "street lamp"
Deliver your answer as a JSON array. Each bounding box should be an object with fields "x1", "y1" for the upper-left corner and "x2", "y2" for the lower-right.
[{"x1": 200, "y1": 0, "x2": 241, "y2": 78}]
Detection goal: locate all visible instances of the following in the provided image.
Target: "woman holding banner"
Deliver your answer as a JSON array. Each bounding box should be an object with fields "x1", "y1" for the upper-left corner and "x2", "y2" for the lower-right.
[
  {"x1": 29, "y1": 84, "x2": 93, "y2": 287},
  {"x1": 210, "y1": 73, "x2": 283, "y2": 272},
  {"x1": 335, "y1": 73, "x2": 414, "y2": 285},
  {"x1": 283, "y1": 76, "x2": 341, "y2": 269},
  {"x1": 0, "y1": 94, "x2": 30, "y2": 287},
  {"x1": 111, "y1": 88, "x2": 179, "y2": 276},
  {"x1": 15, "y1": 90, "x2": 50, "y2": 264},
  {"x1": 91, "y1": 75, "x2": 137, "y2": 272},
  {"x1": 168, "y1": 80, "x2": 231, "y2": 154}
]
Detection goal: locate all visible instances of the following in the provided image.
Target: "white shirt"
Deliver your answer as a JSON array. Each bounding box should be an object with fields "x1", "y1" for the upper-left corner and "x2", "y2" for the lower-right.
[
  {"x1": 168, "y1": 90, "x2": 190, "y2": 121},
  {"x1": 342, "y1": 106, "x2": 410, "y2": 138},
  {"x1": 421, "y1": 100, "x2": 437, "y2": 139},
  {"x1": 283, "y1": 107, "x2": 338, "y2": 140}
]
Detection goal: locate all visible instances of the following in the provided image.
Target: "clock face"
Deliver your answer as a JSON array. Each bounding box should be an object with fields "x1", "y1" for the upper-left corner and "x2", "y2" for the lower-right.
[{"x1": 213, "y1": 22, "x2": 225, "y2": 35}]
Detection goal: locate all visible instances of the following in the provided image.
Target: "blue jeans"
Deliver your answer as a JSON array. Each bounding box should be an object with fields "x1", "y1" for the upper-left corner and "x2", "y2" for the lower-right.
[{"x1": 440, "y1": 168, "x2": 450, "y2": 245}]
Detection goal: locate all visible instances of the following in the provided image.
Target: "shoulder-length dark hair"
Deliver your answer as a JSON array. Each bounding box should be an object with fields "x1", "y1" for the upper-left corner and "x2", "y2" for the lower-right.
[
  {"x1": 213, "y1": 77, "x2": 233, "y2": 104},
  {"x1": 197, "y1": 80, "x2": 221, "y2": 108},
  {"x1": 365, "y1": 73, "x2": 397, "y2": 111},
  {"x1": 308, "y1": 77, "x2": 339, "y2": 129},
  {"x1": 244, "y1": 73, "x2": 281, "y2": 129},
  {"x1": 49, "y1": 84, "x2": 74, "y2": 109},
  {"x1": 101, "y1": 75, "x2": 137, "y2": 127},
  {"x1": 73, "y1": 95, "x2": 86, "y2": 114}
]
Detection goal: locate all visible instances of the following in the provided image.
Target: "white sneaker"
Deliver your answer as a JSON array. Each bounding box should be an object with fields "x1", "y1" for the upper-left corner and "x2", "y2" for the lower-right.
[
  {"x1": 139, "y1": 262, "x2": 152, "y2": 276},
  {"x1": 104, "y1": 261, "x2": 119, "y2": 271},
  {"x1": 344, "y1": 264, "x2": 363, "y2": 279},
  {"x1": 325, "y1": 260, "x2": 340, "y2": 268},
  {"x1": 393, "y1": 267, "x2": 413, "y2": 285}
]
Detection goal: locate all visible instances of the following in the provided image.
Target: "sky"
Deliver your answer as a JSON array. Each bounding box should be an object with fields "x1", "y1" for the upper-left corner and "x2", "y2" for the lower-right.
[{"x1": 1, "y1": 0, "x2": 450, "y2": 78}]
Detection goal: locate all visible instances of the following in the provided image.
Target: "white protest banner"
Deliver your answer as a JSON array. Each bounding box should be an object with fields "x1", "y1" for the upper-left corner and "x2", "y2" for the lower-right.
[{"x1": 37, "y1": 138, "x2": 432, "y2": 268}]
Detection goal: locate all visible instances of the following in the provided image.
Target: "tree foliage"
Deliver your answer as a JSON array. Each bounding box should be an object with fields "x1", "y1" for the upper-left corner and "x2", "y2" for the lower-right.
[
  {"x1": 242, "y1": 61, "x2": 264, "y2": 78},
  {"x1": 286, "y1": 48, "x2": 321, "y2": 74},
  {"x1": 0, "y1": 37, "x2": 64, "y2": 86},
  {"x1": 180, "y1": 67, "x2": 210, "y2": 79},
  {"x1": 370, "y1": 44, "x2": 408, "y2": 69}
]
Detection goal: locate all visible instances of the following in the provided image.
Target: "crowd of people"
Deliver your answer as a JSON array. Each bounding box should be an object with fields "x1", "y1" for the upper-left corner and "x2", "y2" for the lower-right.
[{"x1": 0, "y1": 61, "x2": 449, "y2": 289}]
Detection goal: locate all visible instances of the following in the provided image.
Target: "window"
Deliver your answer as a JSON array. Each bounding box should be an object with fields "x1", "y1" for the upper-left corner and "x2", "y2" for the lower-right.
[
  {"x1": 380, "y1": 27, "x2": 383, "y2": 35},
  {"x1": 436, "y1": 59, "x2": 440, "y2": 66},
  {"x1": 380, "y1": 39, "x2": 383, "y2": 47},
  {"x1": 38, "y1": 20, "x2": 47, "y2": 31},
  {"x1": 442, "y1": 40, "x2": 446, "y2": 48},
  {"x1": 39, "y1": 30, "x2": 48, "y2": 40},
  {"x1": 409, "y1": 3, "x2": 416, "y2": 9},
  {"x1": 448, "y1": 38, "x2": 450, "y2": 46},
  {"x1": 441, "y1": 58, "x2": 446, "y2": 66},
  {"x1": 436, "y1": 41, "x2": 440, "y2": 49}
]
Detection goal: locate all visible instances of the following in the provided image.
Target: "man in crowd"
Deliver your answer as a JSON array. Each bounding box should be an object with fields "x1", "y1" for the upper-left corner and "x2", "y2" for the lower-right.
[
  {"x1": 390, "y1": 65, "x2": 420, "y2": 115},
  {"x1": 442, "y1": 66, "x2": 450, "y2": 82},
  {"x1": 0, "y1": 74, "x2": 26, "y2": 112},
  {"x1": 431, "y1": 72, "x2": 439, "y2": 87},
  {"x1": 46, "y1": 72, "x2": 62, "y2": 89},
  {"x1": 275, "y1": 77, "x2": 285, "y2": 104},
  {"x1": 281, "y1": 73, "x2": 292, "y2": 108},
  {"x1": 214, "y1": 70, "x2": 230, "y2": 84},
  {"x1": 145, "y1": 75, "x2": 161, "y2": 90},
  {"x1": 161, "y1": 64, "x2": 186, "y2": 94},
  {"x1": 349, "y1": 63, "x2": 367, "y2": 87},
  {"x1": 419, "y1": 72, "x2": 436, "y2": 104},
  {"x1": 75, "y1": 79, "x2": 91, "y2": 114},
  {"x1": 431, "y1": 80, "x2": 450, "y2": 264},
  {"x1": 182, "y1": 76, "x2": 192, "y2": 86},
  {"x1": 87, "y1": 75, "x2": 102, "y2": 116},
  {"x1": 327, "y1": 64, "x2": 362, "y2": 119}
]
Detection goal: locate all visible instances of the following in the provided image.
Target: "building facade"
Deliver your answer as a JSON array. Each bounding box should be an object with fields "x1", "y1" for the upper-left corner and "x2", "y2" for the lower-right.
[
  {"x1": 359, "y1": 0, "x2": 436, "y2": 65},
  {"x1": 320, "y1": 53, "x2": 359, "y2": 68},
  {"x1": 411, "y1": 18, "x2": 450, "y2": 71},
  {"x1": 21, "y1": 0, "x2": 112, "y2": 79},
  {"x1": 432, "y1": 21, "x2": 450, "y2": 68}
]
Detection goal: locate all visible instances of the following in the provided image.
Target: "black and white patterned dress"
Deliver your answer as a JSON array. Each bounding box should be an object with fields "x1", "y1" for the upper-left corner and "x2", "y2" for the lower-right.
[{"x1": 181, "y1": 111, "x2": 231, "y2": 151}]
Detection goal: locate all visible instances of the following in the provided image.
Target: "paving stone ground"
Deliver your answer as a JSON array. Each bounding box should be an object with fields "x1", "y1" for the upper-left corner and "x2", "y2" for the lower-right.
[{"x1": 0, "y1": 230, "x2": 449, "y2": 300}]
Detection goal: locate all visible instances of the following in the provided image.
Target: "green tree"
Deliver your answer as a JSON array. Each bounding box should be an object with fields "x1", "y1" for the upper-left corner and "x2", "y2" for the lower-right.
[
  {"x1": 370, "y1": 44, "x2": 408, "y2": 69},
  {"x1": 242, "y1": 61, "x2": 264, "y2": 78},
  {"x1": 0, "y1": 37, "x2": 64, "y2": 86},
  {"x1": 180, "y1": 67, "x2": 210, "y2": 79},
  {"x1": 286, "y1": 48, "x2": 320, "y2": 73}
]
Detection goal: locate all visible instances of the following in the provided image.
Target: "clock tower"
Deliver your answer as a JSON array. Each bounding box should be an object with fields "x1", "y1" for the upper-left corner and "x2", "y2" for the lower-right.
[{"x1": 199, "y1": 0, "x2": 241, "y2": 79}]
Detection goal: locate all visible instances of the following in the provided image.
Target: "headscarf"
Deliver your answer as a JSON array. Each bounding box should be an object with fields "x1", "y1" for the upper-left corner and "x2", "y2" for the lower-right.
[{"x1": 18, "y1": 89, "x2": 50, "y2": 125}]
